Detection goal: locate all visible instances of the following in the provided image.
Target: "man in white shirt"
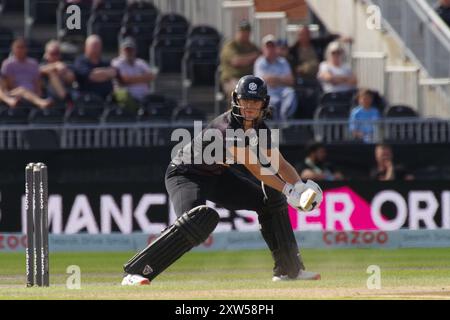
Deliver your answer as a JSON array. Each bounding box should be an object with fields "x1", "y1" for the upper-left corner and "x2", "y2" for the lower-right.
[{"x1": 112, "y1": 37, "x2": 155, "y2": 103}]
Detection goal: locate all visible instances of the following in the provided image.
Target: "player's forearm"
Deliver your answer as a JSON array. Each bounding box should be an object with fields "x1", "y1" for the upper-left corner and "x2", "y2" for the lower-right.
[
  {"x1": 278, "y1": 158, "x2": 302, "y2": 185},
  {"x1": 247, "y1": 164, "x2": 286, "y2": 193}
]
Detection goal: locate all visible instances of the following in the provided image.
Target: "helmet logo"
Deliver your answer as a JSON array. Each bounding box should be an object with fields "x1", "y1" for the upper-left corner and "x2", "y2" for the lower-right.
[{"x1": 248, "y1": 82, "x2": 258, "y2": 91}]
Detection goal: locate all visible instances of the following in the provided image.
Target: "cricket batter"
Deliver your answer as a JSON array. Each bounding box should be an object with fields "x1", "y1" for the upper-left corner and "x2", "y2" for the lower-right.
[{"x1": 122, "y1": 75, "x2": 323, "y2": 285}]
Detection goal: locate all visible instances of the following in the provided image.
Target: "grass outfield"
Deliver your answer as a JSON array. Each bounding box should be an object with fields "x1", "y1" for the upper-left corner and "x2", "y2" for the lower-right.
[{"x1": 1, "y1": 248, "x2": 450, "y2": 300}]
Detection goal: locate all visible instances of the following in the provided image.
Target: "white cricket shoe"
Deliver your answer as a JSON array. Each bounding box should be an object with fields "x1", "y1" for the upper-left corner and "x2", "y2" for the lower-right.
[
  {"x1": 121, "y1": 274, "x2": 151, "y2": 286},
  {"x1": 272, "y1": 270, "x2": 321, "y2": 282}
]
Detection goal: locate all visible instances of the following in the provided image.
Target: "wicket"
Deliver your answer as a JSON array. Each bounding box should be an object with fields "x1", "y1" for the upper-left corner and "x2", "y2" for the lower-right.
[{"x1": 25, "y1": 163, "x2": 49, "y2": 287}]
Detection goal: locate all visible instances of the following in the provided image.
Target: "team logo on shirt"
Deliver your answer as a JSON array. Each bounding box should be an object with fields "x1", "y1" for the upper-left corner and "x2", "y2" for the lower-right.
[{"x1": 248, "y1": 82, "x2": 258, "y2": 91}]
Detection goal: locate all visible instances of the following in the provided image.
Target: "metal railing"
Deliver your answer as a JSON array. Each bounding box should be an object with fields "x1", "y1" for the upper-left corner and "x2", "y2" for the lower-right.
[
  {"x1": 370, "y1": 0, "x2": 450, "y2": 78},
  {"x1": 1, "y1": 119, "x2": 449, "y2": 150}
]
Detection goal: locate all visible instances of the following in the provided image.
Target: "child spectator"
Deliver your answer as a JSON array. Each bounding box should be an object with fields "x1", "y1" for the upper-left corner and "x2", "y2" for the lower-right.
[{"x1": 349, "y1": 89, "x2": 381, "y2": 143}]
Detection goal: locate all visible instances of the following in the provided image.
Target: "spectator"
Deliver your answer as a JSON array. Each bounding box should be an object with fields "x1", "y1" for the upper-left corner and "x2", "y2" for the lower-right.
[
  {"x1": 111, "y1": 37, "x2": 155, "y2": 111},
  {"x1": 72, "y1": 35, "x2": 117, "y2": 100},
  {"x1": 298, "y1": 142, "x2": 344, "y2": 181},
  {"x1": 219, "y1": 20, "x2": 260, "y2": 100},
  {"x1": 0, "y1": 38, "x2": 53, "y2": 109},
  {"x1": 288, "y1": 26, "x2": 320, "y2": 82},
  {"x1": 254, "y1": 34, "x2": 297, "y2": 121},
  {"x1": 371, "y1": 144, "x2": 415, "y2": 181},
  {"x1": 317, "y1": 41, "x2": 357, "y2": 94},
  {"x1": 435, "y1": 0, "x2": 450, "y2": 27},
  {"x1": 276, "y1": 39, "x2": 292, "y2": 62},
  {"x1": 349, "y1": 89, "x2": 381, "y2": 143},
  {"x1": 40, "y1": 40, "x2": 75, "y2": 102}
]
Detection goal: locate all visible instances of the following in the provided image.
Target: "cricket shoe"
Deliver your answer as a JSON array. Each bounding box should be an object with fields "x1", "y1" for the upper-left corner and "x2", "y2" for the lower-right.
[
  {"x1": 272, "y1": 270, "x2": 321, "y2": 282},
  {"x1": 121, "y1": 274, "x2": 151, "y2": 286}
]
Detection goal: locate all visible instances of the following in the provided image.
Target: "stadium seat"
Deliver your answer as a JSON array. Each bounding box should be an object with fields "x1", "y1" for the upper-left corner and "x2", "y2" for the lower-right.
[
  {"x1": 137, "y1": 105, "x2": 172, "y2": 122},
  {"x1": 0, "y1": 104, "x2": 32, "y2": 124},
  {"x1": 0, "y1": 26, "x2": 13, "y2": 61},
  {"x1": 88, "y1": 11, "x2": 123, "y2": 50},
  {"x1": 126, "y1": 1, "x2": 158, "y2": 13},
  {"x1": 65, "y1": 94, "x2": 105, "y2": 124},
  {"x1": 294, "y1": 79, "x2": 322, "y2": 119},
  {"x1": 319, "y1": 90, "x2": 355, "y2": 109},
  {"x1": 314, "y1": 104, "x2": 350, "y2": 120},
  {"x1": 137, "y1": 94, "x2": 176, "y2": 122},
  {"x1": 184, "y1": 49, "x2": 219, "y2": 85},
  {"x1": 156, "y1": 13, "x2": 189, "y2": 28},
  {"x1": 172, "y1": 105, "x2": 206, "y2": 122},
  {"x1": 385, "y1": 105, "x2": 418, "y2": 118},
  {"x1": 31, "y1": 0, "x2": 58, "y2": 25},
  {"x1": 103, "y1": 105, "x2": 137, "y2": 123},
  {"x1": 94, "y1": 0, "x2": 127, "y2": 12},
  {"x1": 152, "y1": 37, "x2": 187, "y2": 73},
  {"x1": 188, "y1": 25, "x2": 221, "y2": 39},
  {"x1": 28, "y1": 105, "x2": 66, "y2": 124}
]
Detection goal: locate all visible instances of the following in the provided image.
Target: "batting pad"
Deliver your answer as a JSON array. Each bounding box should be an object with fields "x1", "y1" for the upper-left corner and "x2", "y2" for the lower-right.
[{"x1": 123, "y1": 205, "x2": 219, "y2": 281}]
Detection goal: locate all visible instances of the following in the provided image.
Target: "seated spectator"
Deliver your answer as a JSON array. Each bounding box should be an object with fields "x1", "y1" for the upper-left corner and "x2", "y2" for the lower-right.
[
  {"x1": 435, "y1": 0, "x2": 450, "y2": 27},
  {"x1": 0, "y1": 38, "x2": 53, "y2": 109},
  {"x1": 220, "y1": 20, "x2": 260, "y2": 100},
  {"x1": 40, "y1": 40, "x2": 75, "y2": 103},
  {"x1": 254, "y1": 34, "x2": 297, "y2": 121},
  {"x1": 317, "y1": 41, "x2": 357, "y2": 94},
  {"x1": 288, "y1": 26, "x2": 320, "y2": 82},
  {"x1": 72, "y1": 35, "x2": 117, "y2": 100},
  {"x1": 371, "y1": 144, "x2": 415, "y2": 181},
  {"x1": 112, "y1": 37, "x2": 155, "y2": 111},
  {"x1": 276, "y1": 39, "x2": 293, "y2": 62},
  {"x1": 298, "y1": 142, "x2": 344, "y2": 181},
  {"x1": 349, "y1": 89, "x2": 381, "y2": 143}
]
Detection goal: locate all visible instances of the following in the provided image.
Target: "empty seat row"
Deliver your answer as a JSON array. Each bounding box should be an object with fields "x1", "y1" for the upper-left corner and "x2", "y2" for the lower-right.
[{"x1": 0, "y1": 93, "x2": 206, "y2": 124}]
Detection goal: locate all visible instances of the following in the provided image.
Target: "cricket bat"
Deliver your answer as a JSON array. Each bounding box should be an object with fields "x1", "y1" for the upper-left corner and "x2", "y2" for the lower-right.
[{"x1": 299, "y1": 188, "x2": 317, "y2": 211}]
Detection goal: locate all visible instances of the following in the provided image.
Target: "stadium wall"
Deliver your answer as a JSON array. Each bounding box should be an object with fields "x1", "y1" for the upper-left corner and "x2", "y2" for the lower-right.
[{"x1": 0, "y1": 145, "x2": 449, "y2": 234}]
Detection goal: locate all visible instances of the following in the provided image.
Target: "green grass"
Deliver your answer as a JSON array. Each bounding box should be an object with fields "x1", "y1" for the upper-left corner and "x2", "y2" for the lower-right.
[{"x1": 1, "y1": 248, "x2": 450, "y2": 299}]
